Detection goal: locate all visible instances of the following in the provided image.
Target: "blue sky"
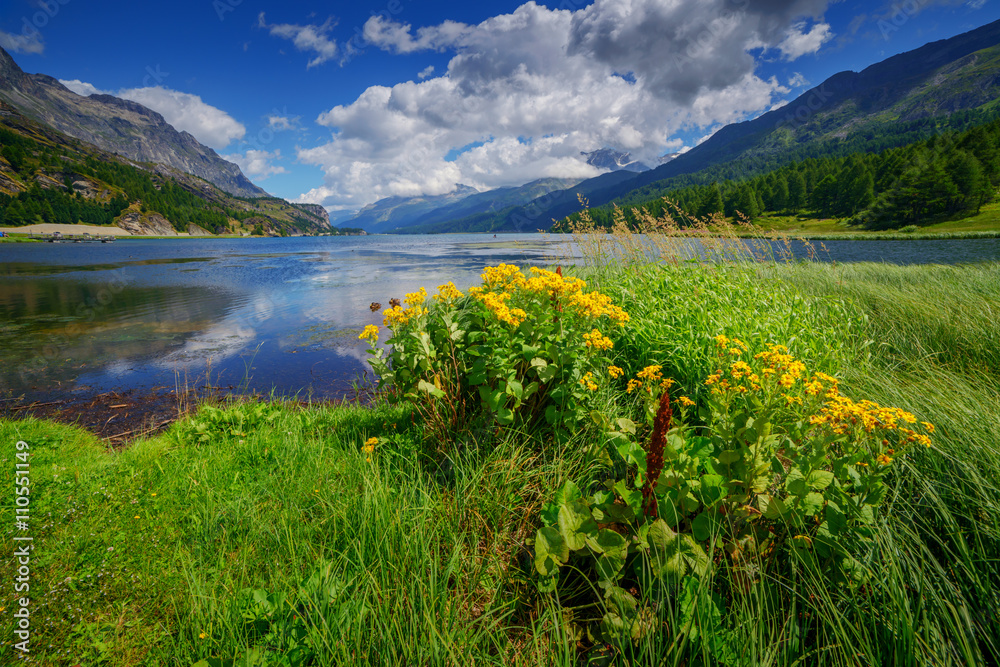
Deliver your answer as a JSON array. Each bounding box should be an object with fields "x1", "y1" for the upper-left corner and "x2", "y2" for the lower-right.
[{"x1": 1, "y1": 0, "x2": 997, "y2": 217}]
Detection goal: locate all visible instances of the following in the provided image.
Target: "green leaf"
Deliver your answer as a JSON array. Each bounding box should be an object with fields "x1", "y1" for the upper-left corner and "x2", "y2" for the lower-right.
[
  {"x1": 496, "y1": 406, "x2": 514, "y2": 425},
  {"x1": 825, "y1": 504, "x2": 848, "y2": 536},
  {"x1": 417, "y1": 379, "x2": 445, "y2": 399},
  {"x1": 558, "y1": 499, "x2": 598, "y2": 551},
  {"x1": 615, "y1": 418, "x2": 637, "y2": 435},
  {"x1": 799, "y1": 492, "x2": 825, "y2": 516},
  {"x1": 718, "y1": 449, "x2": 742, "y2": 465},
  {"x1": 806, "y1": 470, "x2": 835, "y2": 490},
  {"x1": 699, "y1": 474, "x2": 726, "y2": 506},
  {"x1": 535, "y1": 361, "x2": 559, "y2": 383},
  {"x1": 692, "y1": 512, "x2": 715, "y2": 542},
  {"x1": 592, "y1": 530, "x2": 628, "y2": 585},
  {"x1": 647, "y1": 520, "x2": 710, "y2": 582},
  {"x1": 759, "y1": 494, "x2": 787, "y2": 520},
  {"x1": 534, "y1": 527, "x2": 568, "y2": 576},
  {"x1": 506, "y1": 379, "x2": 524, "y2": 402},
  {"x1": 785, "y1": 468, "x2": 809, "y2": 496}
]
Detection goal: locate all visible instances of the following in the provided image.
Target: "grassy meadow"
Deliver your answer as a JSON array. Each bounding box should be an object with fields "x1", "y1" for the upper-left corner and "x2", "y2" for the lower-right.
[{"x1": 2, "y1": 238, "x2": 999, "y2": 665}]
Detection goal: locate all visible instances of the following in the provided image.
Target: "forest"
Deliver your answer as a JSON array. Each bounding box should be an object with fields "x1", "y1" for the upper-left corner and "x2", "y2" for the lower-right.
[{"x1": 557, "y1": 113, "x2": 1000, "y2": 232}]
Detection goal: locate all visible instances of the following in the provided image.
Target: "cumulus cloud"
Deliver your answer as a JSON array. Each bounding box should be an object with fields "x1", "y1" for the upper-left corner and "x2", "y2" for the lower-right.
[
  {"x1": 258, "y1": 13, "x2": 338, "y2": 68},
  {"x1": 298, "y1": 0, "x2": 830, "y2": 210},
  {"x1": 116, "y1": 87, "x2": 246, "y2": 150},
  {"x1": 0, "y1": 29, "x2": 44, "y2": 55},
  {"x1": 417, "y1": 65, "x2": 435, "y2": 79},
  {"x1": 59, "y1": 79, "x2": 107, "y2": 96},
  {"x1": 222, "y1": 149, "x2": 288, "y2": 180},
  {"x1": 777, "y1": 22, "x2": 833, "y2": 60}
]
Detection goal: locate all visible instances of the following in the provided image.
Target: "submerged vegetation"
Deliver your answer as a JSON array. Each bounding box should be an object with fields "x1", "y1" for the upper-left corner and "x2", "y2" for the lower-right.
[{"x1": 2, "y1": 216, "x2": 999, "y2": 665}]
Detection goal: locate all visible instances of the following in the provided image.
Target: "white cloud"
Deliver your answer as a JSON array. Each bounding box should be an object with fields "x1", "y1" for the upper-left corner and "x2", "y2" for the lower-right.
[
  {"x1": 777, "y1": 22, "x2": 833, "y2": 60},
  {"x1": 59, "y1": 79, "x2": 107, "y2": 96},
  {"x1": 0, "y1": 29, "x2": 44, "y2": 55},
  {"x1": 417, "y1": 65, "x2": 435, "y2": 79},
  {"x1": 788, "y1": 72, "x2": 810, "y2": 88},
  {"x1": 117, "y1": 87, "x2": 246, "y2": 150},
  {"x1": 299, "y1": 0, "x2": 832, "y2": 210},
  {"x1": 222, "y1": 149, "x2": 288, "y2": 180},
  {"x1": 258, "y1": 13, "x2": 338, "y2": 68},
  {"x1": 267, "y1": 114, "x2": 299, "y2": 131}
]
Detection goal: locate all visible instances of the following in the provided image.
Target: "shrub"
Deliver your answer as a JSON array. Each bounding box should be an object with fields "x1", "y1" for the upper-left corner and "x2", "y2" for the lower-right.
[
  {"x1": 361, "y1": 264, "x2": 630, "y2": 450},
  {"x1": 533, "y1": 336, "x2": 934, "y2": 653}
]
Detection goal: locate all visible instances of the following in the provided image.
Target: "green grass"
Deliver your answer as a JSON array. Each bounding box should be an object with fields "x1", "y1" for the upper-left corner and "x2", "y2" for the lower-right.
[{"x1": 3, "y1": 260, "x2": 999, "y2": 665}]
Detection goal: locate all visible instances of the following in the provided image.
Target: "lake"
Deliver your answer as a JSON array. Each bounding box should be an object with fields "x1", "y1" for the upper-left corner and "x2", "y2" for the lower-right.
[{"x1": 2, "y1": 234, "x2": 999, "y2": 407}]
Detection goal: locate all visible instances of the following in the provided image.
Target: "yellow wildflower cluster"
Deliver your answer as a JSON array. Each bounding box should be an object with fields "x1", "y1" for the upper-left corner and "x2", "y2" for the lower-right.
[
  {"x1": 705, "y1": 337, "x2": 934, "y2": 453},
  {"x1": 627, "y1": 365, "x2": 675, "y2": 394},
  {"x1": 567, "y1": 290, "x2": 630, "y2": 325},
  {"x1": 362, "y1": 437, "x2": 378, "y2": 461},
  {"x1": 470, "y1": 264, "x2": 630, "y2": 330},
  {"x1": 359, "y1": 325, "x2": 380, "y2": 344},
  {"x1": 809, "y1": 395, "x2": 931, "y2": 446},
  {"x1": 481, "y1": 263, "x2": 524, "y2": 287},
  {"x1": 580, "y1": 372, "x2": 598, "y2": 392},
  {"x1": 679, "y1": 396, "x2": 696, "y2": 407},
  {"x1": 608, "y1": 365, "x2": 624, "y2": 379},
  {"x1": 473, "y1": 290, "x2": 527, "y2": 327},
  {"x1": 404, "y1": 287, "x2": 428, "y2": 307},
  {"x1": 383, "y1": 305, "x2": 425, "y2": 327},
  {"x1": 433, "y1": 281, "x2": 464, "y2": 302},
  {"x1": 583, "y1": 329, "x2": 614, "y2": 351}
]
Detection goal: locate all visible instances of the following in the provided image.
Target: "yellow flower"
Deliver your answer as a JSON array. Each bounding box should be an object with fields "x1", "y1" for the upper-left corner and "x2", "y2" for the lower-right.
[
  {"x1": 579, "y1": 372, "x2": 598, "y2": 392},
  {"x1": 876, "y1": 453, "x2": 893, "y2": 466},
  {"x1": 627, "y1": 379, "x2": 642, "y2": 394},
  {"x1": 434, "y1": 282, "x2": 464, "y2": 301},
  {"x1": 583, "y1": 329, "x2": 614, "y2": 351},
  {"x1": 921, "y1": 421, "x2": 935, "y2": 433},
  {"x1": 404, "y1": 287, "x2": 428, "y2": 307},
  {"x1": 199, "y1": 632, "x2": 207, "y2": 639},
  {"x1": 608, "y1": 365, "x2": 624, "y2": 379},
  {"x1": 359, "y1": 325, "x2": 379, "y2": 343},
  {"x1": 679, "y1": 396, "x2": 696, "y2": 408},
  {"x1": 778, "y1": 373, "x2": 796, "y2": 389},
  {"x1": 714, "y1": 334, "x2": 730, "y2": 347},
  {"x1": 637, "y1": 365, "x2": 662, "y2": 382}
]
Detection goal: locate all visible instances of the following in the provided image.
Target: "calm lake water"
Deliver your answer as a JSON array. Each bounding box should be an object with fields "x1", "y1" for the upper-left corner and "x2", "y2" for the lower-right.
[{"x1": 2, "y1": 234, "x2": 999, "y2": 404}]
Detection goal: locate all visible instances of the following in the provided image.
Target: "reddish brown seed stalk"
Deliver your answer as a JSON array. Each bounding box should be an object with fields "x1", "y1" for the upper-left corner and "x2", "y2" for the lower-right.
[{"x1": 643, "y1": 392, "x2": 672, "y2": 518}]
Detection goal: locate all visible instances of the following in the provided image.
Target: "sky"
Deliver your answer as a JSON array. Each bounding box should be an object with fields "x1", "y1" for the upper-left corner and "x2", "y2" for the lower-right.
[{"x1": 1, "y1": 0, "x2": 997, "y2": 219}]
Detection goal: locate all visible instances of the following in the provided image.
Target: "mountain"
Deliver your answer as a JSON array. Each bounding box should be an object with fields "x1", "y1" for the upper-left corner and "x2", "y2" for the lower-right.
[
  {"x1": 581, "y1": 148, "x2": 650, "y2": 173},
  {"x1": 0, "y1": 101, "x2": 329, "y2": 235},
  {"x1": 391, "y1": 177, "x2": 586, "y2": 233},
  {"x1": 0, "y1": 46, "x2": 266, "y2": 199},
  {"x1": 455, "y1": 19, "x2": 1000, "y2": 232},
  {"x1": 347, "y1": 185, "x2": 481, "y2": 233}
]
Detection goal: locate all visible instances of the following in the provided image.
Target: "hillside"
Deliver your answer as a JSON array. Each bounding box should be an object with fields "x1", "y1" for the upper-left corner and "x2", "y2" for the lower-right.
[
  {"x1": 0, "y1": 46, "x2": 266, "y2": 199},
  {"x1": 0, "y1": 102, "x2": 329, "y2": 236}
]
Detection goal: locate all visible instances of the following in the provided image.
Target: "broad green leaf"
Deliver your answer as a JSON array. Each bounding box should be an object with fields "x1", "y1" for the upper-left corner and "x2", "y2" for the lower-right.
[
  {"x1": 718, "y1": 450, "x2": 742, "y2": 465},
  {"x1": 534, "y1": 526, "x2": 568, "y2": 575},
  {"x1": 785, "y1": 468, "x2": 809, "y2": 496},
  {"x1": 558, "y1": 499, "x2": 598, "y2": 551},
  {"x1": 417, "y1": 379, "x2": 445, "y2": 399},
  {"x1": 799, "y1": 492, "x2": 825, "y2": 516},
  {"x1": 806, "y1": 470, "x2": 835, "y2": 490}
]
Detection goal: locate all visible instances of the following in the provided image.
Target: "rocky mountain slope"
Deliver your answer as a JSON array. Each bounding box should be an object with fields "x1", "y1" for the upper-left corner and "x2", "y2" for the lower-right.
[
  {"x1": 0, "y1": 102, "x2": 328, "y2": 235},
  {"x1": 0, "y1": 46, "x2": 266, "y2": 199}
]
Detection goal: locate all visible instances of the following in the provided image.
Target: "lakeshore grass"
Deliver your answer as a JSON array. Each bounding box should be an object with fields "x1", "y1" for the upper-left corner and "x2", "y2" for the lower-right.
[{"x1": 2, "y1": 258, "x2": 999, "y2": 665}]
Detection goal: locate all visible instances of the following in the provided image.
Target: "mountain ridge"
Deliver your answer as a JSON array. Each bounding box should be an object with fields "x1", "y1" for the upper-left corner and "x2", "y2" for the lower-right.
[{"x1": 0, "y1": 46, "x2": 267, "y2": 199}]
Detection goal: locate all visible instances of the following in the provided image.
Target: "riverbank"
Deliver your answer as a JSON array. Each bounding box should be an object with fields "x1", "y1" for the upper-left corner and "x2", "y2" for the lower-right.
[{"x1": 2, "y1": 259, "x2": 998, "y2": 665}]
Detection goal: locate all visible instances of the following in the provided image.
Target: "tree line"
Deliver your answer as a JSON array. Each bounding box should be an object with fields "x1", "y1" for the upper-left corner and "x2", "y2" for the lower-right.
[{"x1": 559, "y1": 114, "x2": 1000, "y2": 231}]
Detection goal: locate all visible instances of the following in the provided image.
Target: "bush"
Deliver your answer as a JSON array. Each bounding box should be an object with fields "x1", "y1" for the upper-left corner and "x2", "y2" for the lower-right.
[
  {"x1": 362, "y1": 264, "x2": 630, "y2": 451},
  {"x1": 533, "y1": 337, "x2": 934, "y2": 655}
]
